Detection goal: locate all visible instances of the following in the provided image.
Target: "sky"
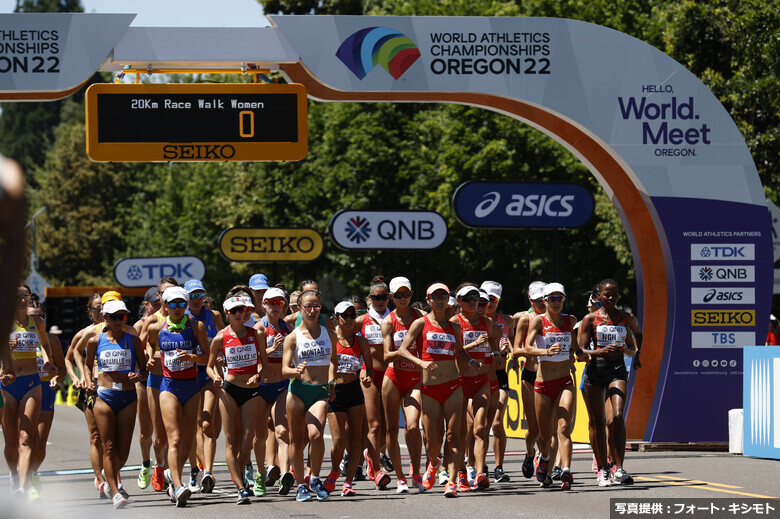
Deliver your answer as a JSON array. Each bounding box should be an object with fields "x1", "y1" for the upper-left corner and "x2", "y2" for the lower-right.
[{"x1": 0, "y1": 0, "x2": 269, "y2": 27}]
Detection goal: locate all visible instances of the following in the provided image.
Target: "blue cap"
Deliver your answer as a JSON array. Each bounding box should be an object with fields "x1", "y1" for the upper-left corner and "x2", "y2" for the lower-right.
[
  {"x1": 249, "y1": 273, "x2": 269, "y2": 290},
  {"x1": 184, "y1": 279, "x2": 205, "y2": 293}
]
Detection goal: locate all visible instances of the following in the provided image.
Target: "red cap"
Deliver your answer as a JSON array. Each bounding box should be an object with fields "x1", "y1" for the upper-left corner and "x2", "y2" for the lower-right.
[{"x1": 426, "y1": 282, "x2": 450, "y2": 297}]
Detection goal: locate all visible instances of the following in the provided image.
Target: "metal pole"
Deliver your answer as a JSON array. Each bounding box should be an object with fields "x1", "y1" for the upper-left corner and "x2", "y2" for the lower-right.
[
  {"x1": 25, "y1": 206, "x2": 46, "y2": 271},
  {"x1": 524, "y1": 229, "x2": 531, "y2": 289}
]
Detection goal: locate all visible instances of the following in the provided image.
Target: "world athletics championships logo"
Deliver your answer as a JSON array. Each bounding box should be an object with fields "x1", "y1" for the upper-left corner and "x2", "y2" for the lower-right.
[{"x1": 336, "y1": 27, "x2": 421, "y2": 80}]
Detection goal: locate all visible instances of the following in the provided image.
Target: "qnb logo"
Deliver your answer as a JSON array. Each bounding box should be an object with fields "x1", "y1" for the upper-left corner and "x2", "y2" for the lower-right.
[
  {"x1": 336, "y1": 27, "x2": 421, "y2": 80},
  {"x1": 698, "y1": 266, "x2": 713, "y2": 281},
  {"x1": 474, "y1": 192, "x2": 575, "y2": 219},
  {"x1": 345, "y1": 216, "x2": 372, "y2": 243}
]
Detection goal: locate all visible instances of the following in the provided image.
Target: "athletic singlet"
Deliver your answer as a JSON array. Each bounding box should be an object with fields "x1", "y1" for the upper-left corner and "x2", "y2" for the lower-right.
[
  {"x1": 535, "y1": 314, "x2": 573, "y2": 363},
  {"x1": 390, "y1": 310, "x2": 421, "y2": 371},
  {"x1": 221, "y1": 327, "x2": 259, "y2": 376},
  {"x1": 37, "y1": 341, "x2": 52, "y2": 382},
  {"x1": 11, "y1": 316, "x2": 40, "y2": 360},
  {"x1": 495, "y1": 314, "x2": 509, "y2": 339},
  {"x1": 360, "y1": 314, "x2": 384, "y2": 347},
  {"x1": 420, "y1": 316, "x2": 457, "y2": 362},
  {"x1": 293, "y1": 326, "x2": 332, "y2": 367},
  {"x1": 158, "y1": 319, "x2": 197, "y2": 379},
  {"x1": 336, "y1": 336, "x2": 363, "y2": 375},
  {"x1": 457, "y1": 313, "x2": 491, "y2": 364},
  {"x1": 96, "y1": 332, "x2": 136, "y2": 374},
  {"x1": 262, "y1": 315, "x2": 289, "y2": 364},
  {"x1": 151, "y1": 311, "x2": 164, "y2": 351},
  {"x1": 592, "y1": 311, "x2": 628, "y2": 350}
]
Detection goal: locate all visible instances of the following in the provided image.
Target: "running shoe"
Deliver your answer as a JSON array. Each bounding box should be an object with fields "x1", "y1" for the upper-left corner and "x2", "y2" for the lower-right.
[
  {"x1": 591, "y1": 454, "x2": 599, "y2": 473},
  {"x1": 167, "y1": 484, "x2": 176, "y2": 503},
  {"x1": 174, "y1": 486, "x2": 191, "y2": 508},
  {"x1": 540, "y1": 474, "x2": 553, "y2": 488},
  {"x1": 253, "y1": 471, "x2": 266, "y2": 497},
  {"x1": 296, "y1": 483, "x2": 312, "y2": 502},
  {"x1": 236, "y1": 488, "x2": 251, "y2": 505},
  {"x1": 438, "y1": 469, "x2": 449, "y2": 486},
  {"x1": 561, "y1": 470, "x2": 573, "y2": 490},
  {"x1": 363, "y1": 448, "x2": 376, "y2": 481},
  {"x1": 118, "y1": 484, "x2": 130, "y2": 500},
  {"x1": 422, "y1": 459, "x2": 439, "y2": 491},
  {"x1": 374, "y1": 469, "x2": 391, "y2": 489},
  {"x1": 521, "y1": 453, "x2": 534, "y2": 479},
  {"x1": 339, "y1": 453, "x2": 348, "y2": 474},
  {"x1": 27, "y1": 487, "x2": 40, "y2": 502},
  {"x1": 278, "y1": 471, "x2": 295, "y2": 495},
  {"x1": 196, "y1": 456, "x2": 204, "y2": 472},
  {"x1": 99, "y1": 481, "x2": 110, "y2": 499},
  {"x1": 112, "y1": 493, "x2": 128, "y2": 509},
  {"x1": 396, "y1": 477, "x2": 409, "y2": 494},
  {"x1": 266, "y1": 464, "x2": 281, "y2": 487},
  {"x1": 444, "y1": 481, "x2": 457, "y2": 498},
  {"x1": 151, "y1": 465, "x2": 165, "y2": 492},
  {"x1": 341, "y1": 482, "x2": 356, "y2": 496},
  {"x1": 311, "y1": 478, "x2": 329, "y2": 501},
  {"x1": 200, "y1": 472, "x2": 215, "y2": 494},
  {"x1": 323, "y1": 470, "x2": 339, "y2": 493},
  {"x1": 466, "y1": 466, "x2": 477, "y2": 487},
  {"x1": 380, "y1": 453, "x2": 394, "y2": 473},
  {"x1": 244, "y1": 464, "x2": 254, "y2": 489},
  {"x1": 613, "y1": 468, "x2": 634, "y2": 485},
  {"x1": 188, "y1": 470, "x2": 201, "y2": 492},
  {"x1": 474, "y1": 472, "x2": 490, "y2": 490},
  {"x1": 163, "y1": 468, "x2": 173, "y2": 487},
  {"x1": 598, "y1": 469, "x2": 611, "y2": 487},
  {"x1": 412, "y1": 473, "x2": 425, "y2": 493},
  {"x1": 494, "y1": 465, "x2": 510, "y2": 482},
  {"x1": 31, "y1": 471, "x2": 40, "y2": 491},
  {"x1": 137, "y1": 465, "x2": 151, "y2": 489},
  {"x1": 353, "y1": 465, "x2": 367, "y2": 481},
  {"x1": 535, "y1": 456, "x2": 549, "y2": 483},
  {"x1": 457, "y1": 470, "x2": 470, "y2": 493},
  {"x1": 552, "y1": 466, "x2": 562, "y2": 481}
]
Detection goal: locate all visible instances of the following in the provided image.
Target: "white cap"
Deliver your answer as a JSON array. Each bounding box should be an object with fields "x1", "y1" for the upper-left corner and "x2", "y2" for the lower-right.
[
  {"x1": 528, "y1": 281, "x2": 547, "y2": 300},
  {"x1": 480, "y1": 281, "x2": 502, "y2": 299},
  {"x1": 334, "y1": 301, "x2": 355, "y2": 314},
  {"x1": 103, "y1": 300, "x2": 128, "y2": 315},
  {"x1": 162, "y1": 286, "x2": 188, "y2": 303},
  {"x1": 456, "y1": 285, "x2": 480, "y2": 298},
  {"x1": 263, "y1": 288, "x2": 286, "y2": 302},
  {"x1": 447, "y1": 296, "x2": 457, "y2": 308},
  {"x1": 478, "y1": 290, "x2": 489, "y2": 301},
  {"x1": 771, "y1": 314, "x2": 778, "y2": 322},
  {"x1": 389, "y1": 276, "x2": 412, "y2": 293},
  {"x1": 223, "y1": 296, "x2": 249, "y2": 311},
  {"x1": 543, "y1": 282, "x2": 566, "y2": 297}
]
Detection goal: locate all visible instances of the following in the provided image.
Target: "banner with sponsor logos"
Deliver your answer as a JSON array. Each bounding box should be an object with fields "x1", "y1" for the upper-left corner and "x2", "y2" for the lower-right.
[
  {"x1": 270, "y1": 16, "x2": 774, "y2": 442},
  {"x1": 114, "y1": 256, "x2": 205, "y2": 288},
  {"x1": 329, "y1": 210, "x2": 447, "y2": 250},
  {"x1": 218, "y1": 228, "x2": 324, "y2": 262}
]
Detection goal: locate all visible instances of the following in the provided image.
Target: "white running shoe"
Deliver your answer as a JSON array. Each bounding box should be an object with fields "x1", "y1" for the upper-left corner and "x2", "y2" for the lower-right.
[
  {"x1": 598, "y1": 469, "x2": 612, "y2": 487},
  {"x1": 396, "y1": 478, "x2": 409, "y2": 494}
]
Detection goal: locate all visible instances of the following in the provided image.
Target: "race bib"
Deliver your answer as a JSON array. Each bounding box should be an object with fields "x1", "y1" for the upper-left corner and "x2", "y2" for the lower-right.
[
  {"x1": 425, "y1": 331, "x2": 455, "y2": 357},
  {"x1": 363, "y1": 324, "x2": 383, "y2": 345},
  {"x1": 163, "y1": 349, "x2": 194, "y2": 372},
  {"x1": 99, "y1": 348, "x2": 133, "y2": 373},
  {"x1": 596, "y1": 324, "x2": 627, "y2": 349},
  {"x1": 266, "y1": 334, "x2": 284, "y2": 359},
  {"x1": 541, "y1": 332, "x2": 571, "y2": 362},
  {"x1": 225, "y1": 344, "x2": 257, "y2": 370},
  {"x1": 11, "y1": 331, "x2": 39, "y2": 354},
  {"x1": 337, "y1": 353, "x2": 363, "y2": 374},
  {"x1": 464, "y1": 330, "x2": 490, "y2": 353}
]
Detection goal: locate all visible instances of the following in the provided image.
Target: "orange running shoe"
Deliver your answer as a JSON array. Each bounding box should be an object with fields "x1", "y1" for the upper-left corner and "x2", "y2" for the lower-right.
[
  {"x1": 422, "y1": 459, "x2": 440, "y2": 491},
  {"x1": 444, "y1": 481, "x2": 457, "y2": 498},
  {"x1": 151, "y1": 465, "x2": 165, "y2": 492}
]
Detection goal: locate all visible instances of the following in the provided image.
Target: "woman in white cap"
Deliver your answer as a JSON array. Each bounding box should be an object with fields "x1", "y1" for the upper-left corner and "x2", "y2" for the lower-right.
[
  {"x1": 207, "y1": 294, "x2": 265, "y2": 504},
  {"x1": 577, "y1": 279, "x2": 637, "y2": 486},
  {"x1": 84, "y1": 299, "x2": 146, "y2": 508},
  {"x1": 381, "y1": 276, "x2": 425, "y2": 493},
  {"x1": 354, "y1": 275, "x2": 393, "y2": 488},
  {"x1": 282, "y1": 289, "x2": 337, "y2": 503},
  {"x1": 512, "y1": 281, "x2": 547, "y2": 481},
  {"x1": 254, "y1": 287, "x2": 293, "y2": 496},
  {"x1": 479, "y1": 280, "x2": 515, "y2": 483},
  {"x1": 524, "y1": 282, "x2": 582, "y2": 490},
  {"x1": 321, "y1": 300, "x2": 372, "y2": 496},
  {"x1": 146, "y1": 286, "x2": 210, "y2": 507},
  {"x1": 183, "y1": 279, "x2": 224, "y2": 493},
  {"x1": 397, "y1": 282, "x2": 479, "y2": 498},
  {"x1": 452, "y1": 284, "x2": 497, "y2": 492}
]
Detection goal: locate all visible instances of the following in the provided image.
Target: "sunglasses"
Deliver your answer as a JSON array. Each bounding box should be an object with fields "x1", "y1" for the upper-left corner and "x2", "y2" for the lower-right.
[
  {"x1": 478, "y1": 301, "x2": 488, "y2": 307},
  {"x1": 531, "y1": 298, "x2": 544, "y2": 305},
  {"x1": 227, "y1": 306, "x2": 247, "y2": 315},
  {"x1": 370, "y1": 294, "x2": 389, "y2": 301},
  {"x1": 459, "y1": 293, "x2": 480, "y2": 303},
  {"x1": 167, "y1": 301, "x2": 188, "y2": 309},
  {"x1": 189, "y1": 292, "x2": 206, "y2": 300},
  {"x1": 264, "y1": 300, "x2": 285, "y2": 307},
  {"x1": 339, "y1": 311, "x2": 358, "y2": 320},
  {"x1": 428, "y1": 293, "x2": 449, "y2": 301},
  {"x1": 392, "y1": 291, "x2": 412, "y2": 299},
  {"x1": 546, "y1": 295, "x2": 565, "y2": 303},
  {"x1": 90, "y1": 305, "x2": 102, "y2": 311},
  {"x1": 17, "y1": 294, "x2": 31, "y2": 302},
  {"x1": 302, "y1": 304, "x2": 322, "y2": 311},
  {"x1": 107, "y1": 313, "x2": 127, "y2": 321},
  {"x1": 489, "y1": 296, "x2": 499, "y2": 303}
]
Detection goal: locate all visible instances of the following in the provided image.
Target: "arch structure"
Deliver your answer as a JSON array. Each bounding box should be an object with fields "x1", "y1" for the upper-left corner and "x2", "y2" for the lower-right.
[{"x1": 0, "y1": 14, "x2": 772, "y2": 441}]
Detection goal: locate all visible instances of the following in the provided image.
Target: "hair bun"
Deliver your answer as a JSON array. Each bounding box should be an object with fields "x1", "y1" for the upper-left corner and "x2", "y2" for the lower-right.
[{"x1": 372, "y1": 275, "x2": 384, "y2": 283}]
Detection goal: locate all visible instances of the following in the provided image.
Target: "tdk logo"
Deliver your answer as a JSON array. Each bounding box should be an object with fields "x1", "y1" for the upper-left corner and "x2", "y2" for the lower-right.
[
  {"x1": 453, "y1": 182, "x2": 593, "y2": 229},
  {"x1": 690, "y1": 243, "x2": 755, "y2": 261}
]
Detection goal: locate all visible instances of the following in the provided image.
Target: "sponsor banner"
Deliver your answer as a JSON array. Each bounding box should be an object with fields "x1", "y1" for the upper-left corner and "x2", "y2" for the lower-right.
[
  {"x1": 691, "y1": 331, "x2": 757, "y2": 349},
  {"x1": 114, "y1": 256, "x2": 205, "y2": 288},
  {"x1": 690, "y1": 265, "x2": 755, "y2": 283},
  {"x1": 690, "y1": 243, "x2": 755, "y2": 261},
  {"x1": 218, "y1": 228, "x2": 323, "y2": 263},
  {"x1": 690, "y1": 287, "x2": 755, "y2": 305},
  {"x1": 452, "y1": 181, "x2": 593, "y2": 228},
  {"x1": 329, "y1": 210, "x2": 447, "y2": 250},
  {"x1": 770, "y1": 200, "x2": 780, "y2": 262},
  {"x1": 0, "y1": 14, "x2": 135, "y2": 97},
  {"x1": 691, "y1": 309, "x2": 755, "y2": 327},
  {"x1": 743, "y1": 347, "x2": 780, "y2": 459}
]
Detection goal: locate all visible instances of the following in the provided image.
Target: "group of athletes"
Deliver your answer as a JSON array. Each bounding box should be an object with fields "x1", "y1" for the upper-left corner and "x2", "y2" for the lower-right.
[{"x1": 2, "y1": 272, "x2": 642, "y2": 508}]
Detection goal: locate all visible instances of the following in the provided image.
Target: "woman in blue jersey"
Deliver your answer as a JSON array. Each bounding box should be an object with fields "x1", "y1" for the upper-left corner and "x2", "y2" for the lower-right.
[
  {"x1": 183, "y1": 279, "x2": 224, "y2": 493},
  {"x1": 84, "y1": 299, "x2": 147, "y2": 508},
  {"x1": 282, "y1": 289, "x2": 337, "y2": 503},
  {"x1": 2, "y1": 282, "x2": 55, "y2": 500},
  {"x1": 146, "y1": 286, "x2": 210, "y2": 507}
]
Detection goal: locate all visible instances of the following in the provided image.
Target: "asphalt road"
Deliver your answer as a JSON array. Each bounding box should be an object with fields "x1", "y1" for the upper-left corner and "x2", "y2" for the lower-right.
[{"x1": 1, "y1": 405, "x2": 778, "y2": 519}]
